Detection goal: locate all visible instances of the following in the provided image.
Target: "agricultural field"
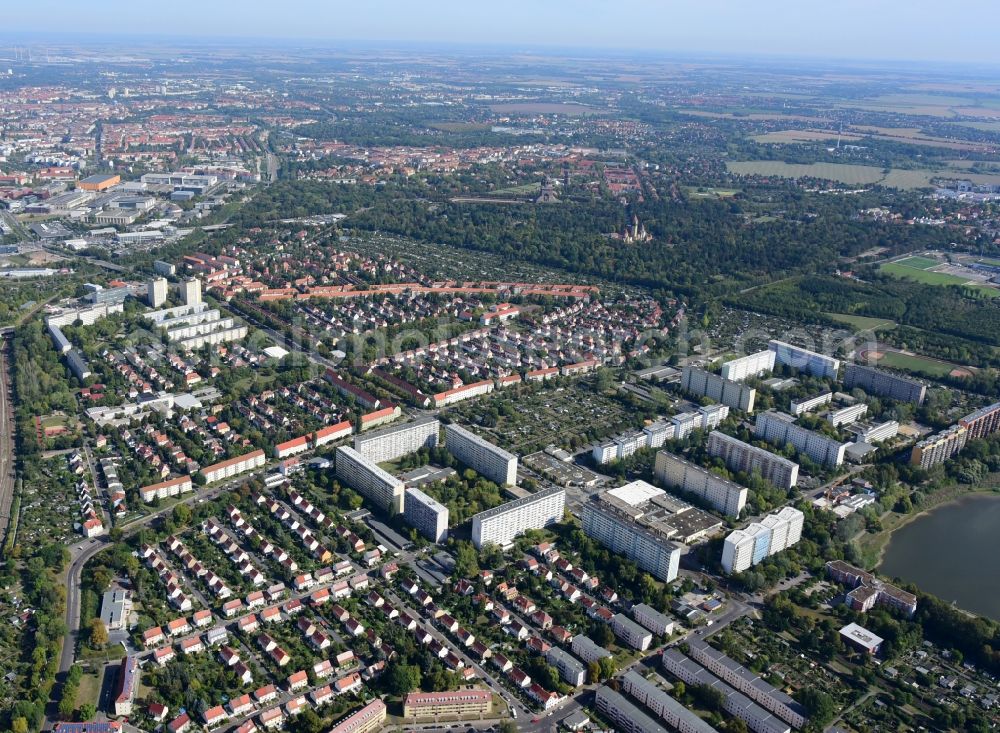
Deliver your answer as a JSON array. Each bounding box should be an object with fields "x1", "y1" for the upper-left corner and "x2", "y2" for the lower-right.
[
  {"x1": 727, "y1": 160, "x2": 1000, "y2": 189},
  {"x1": 489, "y1": 102, "x2": 600, "y2": 115}
]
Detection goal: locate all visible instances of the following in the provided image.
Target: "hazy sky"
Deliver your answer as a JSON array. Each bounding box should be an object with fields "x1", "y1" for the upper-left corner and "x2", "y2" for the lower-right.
[{"x1": 4, "y1": 0, "x2": 997, "y2": 64}]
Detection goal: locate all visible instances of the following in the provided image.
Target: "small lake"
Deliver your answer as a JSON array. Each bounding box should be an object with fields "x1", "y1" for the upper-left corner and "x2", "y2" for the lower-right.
[{"x1": 879, "y1": 493, "x2": 1000, "y2": 620}]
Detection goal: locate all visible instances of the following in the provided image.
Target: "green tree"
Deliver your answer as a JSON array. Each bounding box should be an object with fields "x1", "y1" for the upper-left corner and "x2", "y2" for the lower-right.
[
  {"x1": 88, "y1": 618, "x2": 109, "y2": 648},
  {"x1": 795, "y1": 688, "x2": 836, "y2": 726},
  {"x1": 11, "y1": 717, "x2": 29, "y2": 733}
]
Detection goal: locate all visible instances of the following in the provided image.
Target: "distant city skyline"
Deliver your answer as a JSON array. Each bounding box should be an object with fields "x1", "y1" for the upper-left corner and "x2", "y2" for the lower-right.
[{"x1": 2, "y1": 0, "x2": 998, "y2": 65}]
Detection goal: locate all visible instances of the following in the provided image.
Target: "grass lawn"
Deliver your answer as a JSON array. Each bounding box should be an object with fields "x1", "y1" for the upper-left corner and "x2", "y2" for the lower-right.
[
  {"x1": 976, "y1": 256, "x2": 1000, "y2": 267},
  {"x1": 684, "y1": 186, "x2": 741, "y2": 198},
  {"x1": 875, "y1": 350, "x2": 958, "y2": 377},
  {"x1": 824, "y1": 312, "x2": 897, "y2": 331},
  {"x1": 894, "y1": 255, "x2": 939, "y2": 270},
  {"x1": 76, "y1": 669, "x2": 102, "y2": 709},
  {"x1": 880, "y1": 262, "x2": 999, "y2": 297}
]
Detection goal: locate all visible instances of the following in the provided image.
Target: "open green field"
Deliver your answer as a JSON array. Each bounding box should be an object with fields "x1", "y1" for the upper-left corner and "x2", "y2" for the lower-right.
[
  {"x1": 976, "y1": 257, "x2": 1000, "y2": 267},
  {"x1": 875, "y1": 349, "x2": 963, "y2": 377},
  {"x1": 824, "y1": 312, "x2": 897, "y2": 331},
  {"x1": 684, "y1": 186, "x2": 741, "y2": 199},
  {"x1": 881, "y1": 262, "x2": 999, "y2": 296},
  {"x1": 727, "y1": 160, "x2": 1000, "y2": 189},
  {"x1": 491, "y1": 182, "x2": 541, "y2": 196},
  {"x1": 894, "y1": 255, "x2": 939, "y2": 270}
]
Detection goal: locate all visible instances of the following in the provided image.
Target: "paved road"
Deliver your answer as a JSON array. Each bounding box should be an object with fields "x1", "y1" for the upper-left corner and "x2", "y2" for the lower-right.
[{"x1": 0, "y1": 333, "x2": 17, "y2": 549}]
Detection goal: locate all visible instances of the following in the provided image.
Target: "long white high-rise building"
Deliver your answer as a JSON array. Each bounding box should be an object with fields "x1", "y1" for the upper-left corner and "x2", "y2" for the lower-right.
[
  {"x1": 654, "y1": 450, "x2": 747, "y2": 517},
  {"x1": 755, "y1": 411, "x2": 848, "y2": 467},
  {"x1": 681, "y1": 366, "x2": 756, "y2": 413},
  {"x1": 707, "y1": 431, "x2": 799, "y2": 489},
  {"x1": 335, "y1": 446, "x2": 405, "y2": 514},
  {"x1": 768, "y1": 340, "x2": 840, "y2": 379},
  {"x1": 720, "y1": 350, "x2": 776, "y2": 383},
  {"x1": 470, "y1": 487, "x2": 565, "y2": 549},
  {"x1": 354, "y1": 416, "x2": 439, "y2": 464},
  {"x1": 444, "y1": 423, "x2": 517, "y2": 486}
]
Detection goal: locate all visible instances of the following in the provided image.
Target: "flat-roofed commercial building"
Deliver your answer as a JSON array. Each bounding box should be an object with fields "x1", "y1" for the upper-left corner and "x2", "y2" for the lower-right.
[
  {"x1": 721, "y1": 350, "x2": 776, "y2": 383},
  {"x1": 620, "y1": 670, "x2": 719, "y2": 733},
  {"x1": 445, "y1": 423, "x2": 517, "y2": 485},
  {"x1": 581, "y1": 482, "x2": 692, "y2": 583},
  {"x1": 79, "y1": 173, "x2": 121, "y2": 191},
  {"x1": 707, "y1": 431, "x2": 799, "y2": 490},
  {"x1": 404, "y1": 487, "x2": 448, "y2": 543},
  {"x1": 100, "y1": 589, "x2": 132, "y2": 631},
  {"x1": 595, "y1": 685, "x2": 672, "y2": 733},
  {"x1": 681, "y1": 366, "x2": 756, "y2": 412},
  {"x1": 843, "y1": 364, "x2": 926, "y2": 405},
  {"x1": 354, "y1": 416, "x2": 439, "y2": 464},
  {"x1": 545, "y1": 646, "x2": 587, "y2": 686},
  {"x1": 654, "y1": 450, "x2": 747, "y2": 517},
  {"x1": 470, "y1": 487, "x2": 565, "y2": 548},
  {"x1": 769, "y1": 339, "x2": 840, "y2": 379},
  {"x1": 403, "y1": 688, "x2": 492, "y2": 718},
  {"x1": 336, "y1": 446, "x2": 405, "y2": 514},
  {"x1": 755, "y1": 411, "x2": 848, "y2": 468}
]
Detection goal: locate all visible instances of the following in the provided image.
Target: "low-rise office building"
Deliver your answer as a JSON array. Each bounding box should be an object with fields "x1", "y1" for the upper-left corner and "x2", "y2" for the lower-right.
[{"x1": 826, "y1": 560, "x2": 917, "y2": 617}]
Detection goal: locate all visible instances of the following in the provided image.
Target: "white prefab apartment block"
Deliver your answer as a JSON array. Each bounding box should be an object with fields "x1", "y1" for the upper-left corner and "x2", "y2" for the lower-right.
[
  {"x1": 768, "y1": 339, "x2": 840, "y2": 379},
  {"x1": 755, "y1": 411, "x2": 848, "y2": 467},
  {"x1": 827, "y1": 403, "x2": 867, "y2": 428},
  {"x1": 571, "y1": 635, "x2": 612, "y2": 664},
  {"x1": 611, "y1": 613, "x2": 653, "y2": 650},
  {"x1": 335, "y1": 446, "x2": 405, "y2": 514},
  {"x1": 181, "y1": 277, "x2": 202, "y2": 306},
  {"x1": 620, "y1": 670, "x2": 718, "y2": 733},
  {"x1": 403, "y1": 487, "x2": 449, "y2": 543},
  {"x1": 581, "y1": 483, "x2": 683, "y2": 583},
  {"x1": 721, "y1": 506, "x2": 804, "y2": 574},
  {"x1": 444, "y1": 423, "x2": 517, "y2": 486},
  {"x1": 720, "y1": 349, "x2": 776, "y2": 383},
  {"x1": 631, "y1": 603, "x2": 675, "y2": 636},
  {"x1": 147, "y1": 277, "x2": 168, "y2": 308},
  {"x1": 721, "y1": 529, "x2": 756, "y2": 574},
  {"x1": 654, "y1": 450, "x2": 747, "y2": 517},
  {"x1": 707, "y1": 431, "x2": 799, "y2": 489},
  {"x1": 353, "y1": 416, "x2": 439, "y2": 464},
  {"x1": 544, "y1": 646, "x2": 587, "y2": 687},
  {"x1": 201, "y1": 449, "x2": 266, "y2": 483},
  {"x1": 470, "y1": 486, "x2": 565, "y2": 549},
  {"x1": 681, "y1": 366, "x2": 757, "y2": 413},
  {"x1": 789, "y1": 392, "x2": 832, "y2": 416}
]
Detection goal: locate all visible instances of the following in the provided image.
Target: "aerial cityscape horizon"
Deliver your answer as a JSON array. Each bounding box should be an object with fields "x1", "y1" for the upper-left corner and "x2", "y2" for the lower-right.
[{"x1": 1, "y1": 5, "x2": 999, "y2": 733}]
